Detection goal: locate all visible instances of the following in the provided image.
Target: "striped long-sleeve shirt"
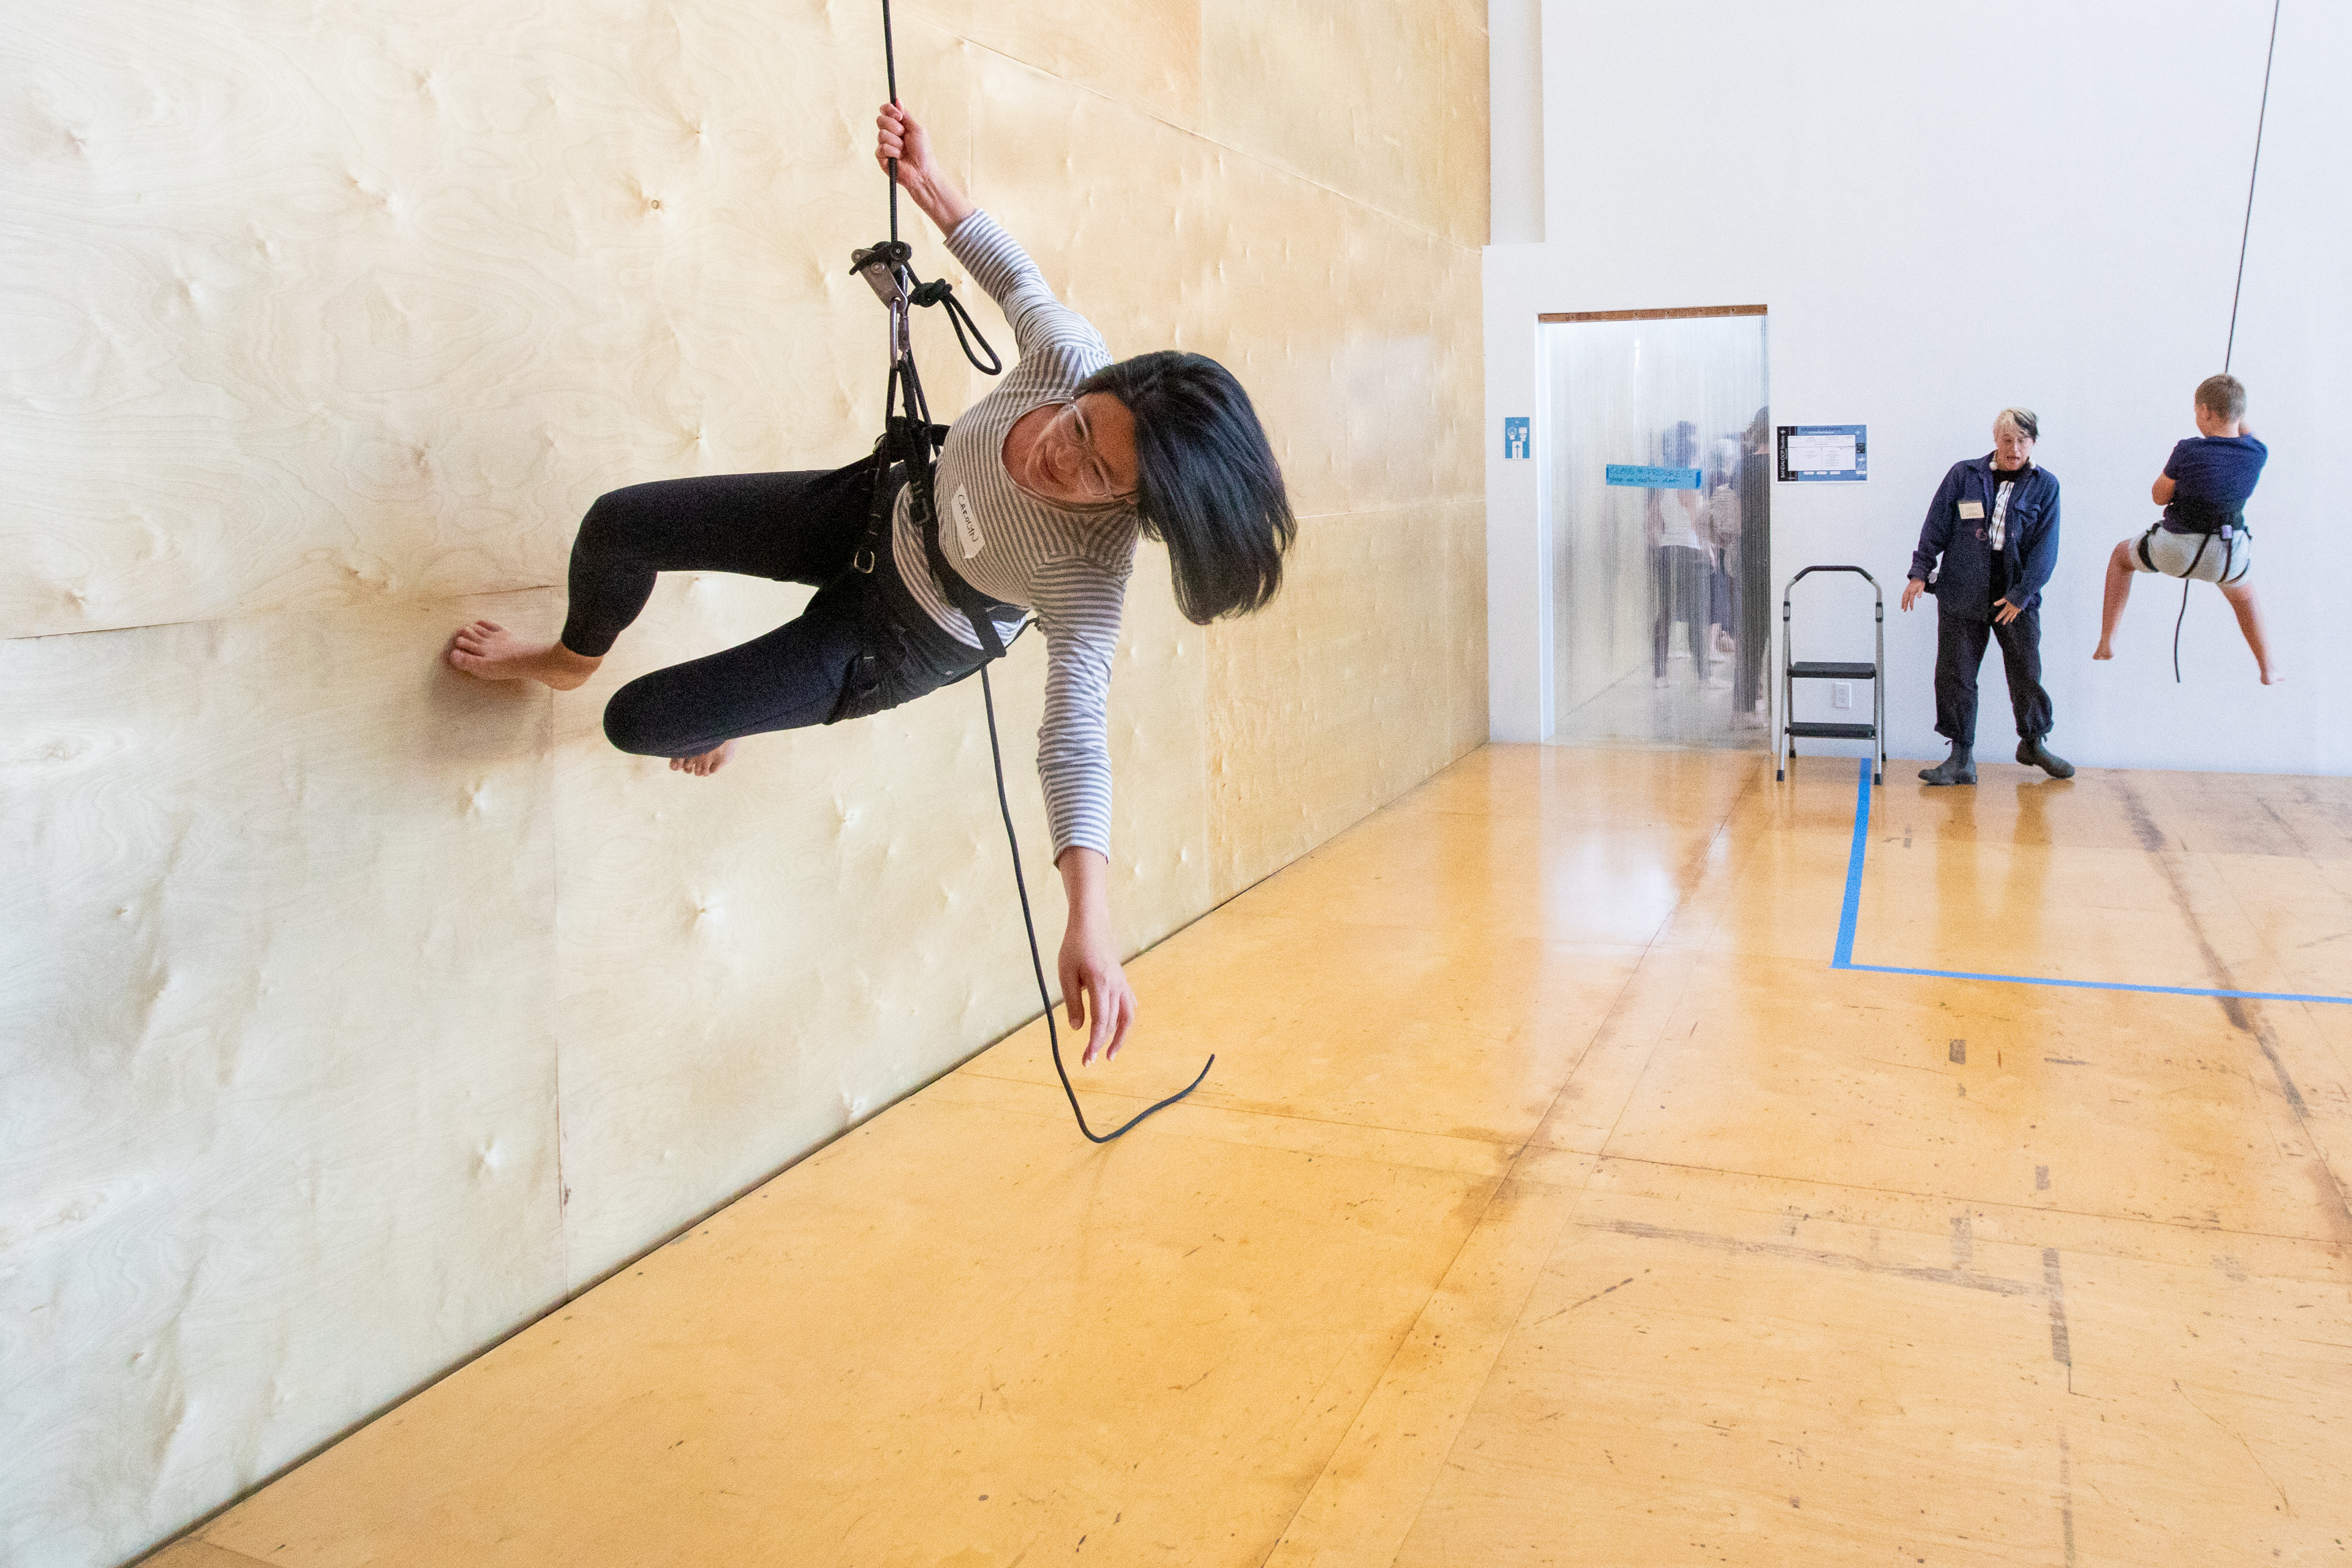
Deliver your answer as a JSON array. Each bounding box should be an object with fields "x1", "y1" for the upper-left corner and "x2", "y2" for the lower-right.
[{"x1": 891, "y1": 209, "x2": 1138, "y2": 859}]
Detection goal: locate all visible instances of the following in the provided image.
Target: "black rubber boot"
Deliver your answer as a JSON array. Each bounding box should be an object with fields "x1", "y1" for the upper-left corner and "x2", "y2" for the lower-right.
[
  {"x1": 1919, "y1": 742, "x2": 1976, "y2": 786},
  {"x1": 2018, "y1": 736, "x2": 2075, "y2": 778}
]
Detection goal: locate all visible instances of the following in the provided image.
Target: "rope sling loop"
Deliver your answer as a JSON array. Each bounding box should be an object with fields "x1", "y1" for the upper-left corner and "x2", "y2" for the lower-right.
[{"x1": 853, "y1": 0, "x2": 1214, "y2": 1142}]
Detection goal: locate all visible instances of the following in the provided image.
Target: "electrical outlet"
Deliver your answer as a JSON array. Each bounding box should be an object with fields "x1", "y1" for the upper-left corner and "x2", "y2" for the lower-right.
[{"x1": 1831, "y1": 682, "x2": 1853, "y2": 709}]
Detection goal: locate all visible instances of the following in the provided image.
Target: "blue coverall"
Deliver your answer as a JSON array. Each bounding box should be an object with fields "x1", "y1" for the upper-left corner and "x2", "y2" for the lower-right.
[{"x1": 1906, "y1": 454, "x2": 2061, "y2": 746}]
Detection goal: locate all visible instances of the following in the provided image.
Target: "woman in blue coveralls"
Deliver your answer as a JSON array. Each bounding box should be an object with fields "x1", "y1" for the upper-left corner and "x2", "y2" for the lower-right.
[{"x1": 1899, "y1": 407, "x2": 2073, "y2": 786}]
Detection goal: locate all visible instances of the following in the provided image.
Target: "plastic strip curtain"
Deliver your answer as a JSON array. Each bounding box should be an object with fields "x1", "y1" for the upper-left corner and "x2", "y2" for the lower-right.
[{"x1": 1544, "y1": 315, "x2": 1768, "y2": 745}]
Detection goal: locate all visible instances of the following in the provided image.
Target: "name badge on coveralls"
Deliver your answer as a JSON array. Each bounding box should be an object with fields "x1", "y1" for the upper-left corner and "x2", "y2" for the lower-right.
[
  {"x1": 1958, "y1": 500, "x2": 1985, "y2": 520},
  {"x1": 952, "y1": 486, "x2": 985, "y2": 559}
]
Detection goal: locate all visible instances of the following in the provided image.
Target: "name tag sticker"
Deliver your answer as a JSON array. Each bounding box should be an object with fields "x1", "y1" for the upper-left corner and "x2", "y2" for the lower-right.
[
  {"x1": 952, "y1": 486, "x2": 984, "y2": 559},
  {"x1": 1958, "y1": 500, "x2": 1985, "y2": 520}
]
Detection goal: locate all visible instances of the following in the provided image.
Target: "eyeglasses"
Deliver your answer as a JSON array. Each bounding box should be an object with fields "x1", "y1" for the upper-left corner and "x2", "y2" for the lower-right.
[{"x1": 1061, "y1": 401, "x2": 1134, "y2": 503}]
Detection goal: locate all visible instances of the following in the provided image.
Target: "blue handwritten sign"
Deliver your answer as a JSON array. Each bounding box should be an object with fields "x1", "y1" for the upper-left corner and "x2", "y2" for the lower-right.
[
  {"x1": 1605, "y1": 464, "x2": 1702, "y2": 489},
  {"x1": 1502, "y1": 417, "x2": 1531, "y2": 459}
]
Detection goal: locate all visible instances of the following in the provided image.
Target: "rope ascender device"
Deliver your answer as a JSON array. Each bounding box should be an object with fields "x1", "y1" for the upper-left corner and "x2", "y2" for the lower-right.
[{"x1": 849, "y1": 0, "x2": 1212, "y2": 1142}]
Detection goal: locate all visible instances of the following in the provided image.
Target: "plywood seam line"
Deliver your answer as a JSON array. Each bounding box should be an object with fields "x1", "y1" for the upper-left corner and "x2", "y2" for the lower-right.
[
  {"x1": 952, "y1": 1063, "x2": 1523, "y2": 1153},
  {"x1": 10, "y1": 497, "x2": 1484, "y2": 665},
  {"x1": 0, "y1": 587, "x2": 564, "y2": 651},
  {"x1": 1375, "y1": 761, "x2": 1762, "y2": 1543},
  {"x1": 1589, "y1": 1152, "x2": 2342, "y2": 1253},
  {"x1": 1291, "y1": 498, "x2": 1486, "y2": 522},
  {"x1": 928, "y1": 25, "x2": 1483, "y2": 251},
  {"x1": 1574, "y1": 763, "x2": 1763, "y2": 1163},
  {"x1": 1260, "y1": 760, "x2": 1761, "y2": 1562}
]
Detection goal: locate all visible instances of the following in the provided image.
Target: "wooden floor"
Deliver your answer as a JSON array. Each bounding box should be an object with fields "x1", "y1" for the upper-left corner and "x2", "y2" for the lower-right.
[{"x1": 159, "y1": 746, "x2": 2352, "y2": 1567}]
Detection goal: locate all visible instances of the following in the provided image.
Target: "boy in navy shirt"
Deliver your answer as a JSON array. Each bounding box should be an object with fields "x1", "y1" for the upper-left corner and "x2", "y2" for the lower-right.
[{"x1": 2093, "y1": 374, "x2": 2278, "y2": 682}]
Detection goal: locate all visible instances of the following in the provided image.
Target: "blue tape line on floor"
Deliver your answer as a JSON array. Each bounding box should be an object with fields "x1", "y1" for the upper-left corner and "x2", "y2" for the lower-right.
[
  {"x1": 1828, "y1": 755, "x2": 2352, "y2": 1006},
  {"x1": 1833, "y1": 754, "x2": 1872, "y2": 968}
]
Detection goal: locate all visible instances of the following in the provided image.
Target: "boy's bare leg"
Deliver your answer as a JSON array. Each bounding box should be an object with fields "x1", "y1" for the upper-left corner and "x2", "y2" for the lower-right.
[
  {"x1": 446, "y1": 619, "x2": 602, "y2": 690},
  {"x1": 2092, "y1": 540, "x2": 2135, "y2": 660},
  {"x1": 2218, "y1": 581, "x2": 2280, "y2": 684}
]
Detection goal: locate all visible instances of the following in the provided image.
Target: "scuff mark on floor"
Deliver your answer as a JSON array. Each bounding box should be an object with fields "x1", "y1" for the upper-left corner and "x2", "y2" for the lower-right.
[{"x1": 1581, "y1": 1219, "x2": 2032, "y2": 1296}]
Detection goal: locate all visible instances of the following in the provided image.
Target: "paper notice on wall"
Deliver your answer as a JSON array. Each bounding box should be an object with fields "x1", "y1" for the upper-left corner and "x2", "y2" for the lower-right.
[{"x1": 1777, "y1": 425, "x2": 1868, "y2": 481}]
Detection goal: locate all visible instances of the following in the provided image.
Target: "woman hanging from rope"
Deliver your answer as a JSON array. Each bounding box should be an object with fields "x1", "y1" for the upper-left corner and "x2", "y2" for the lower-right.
[{"x1": 447, "y1": 100, "x2": 1295, "y2": 1069}]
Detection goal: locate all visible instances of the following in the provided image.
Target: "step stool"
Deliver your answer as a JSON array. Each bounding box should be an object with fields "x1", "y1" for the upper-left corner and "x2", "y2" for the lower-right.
[{"x1": 1778, "y1": 564, "x2": 1885, "y2": 783}]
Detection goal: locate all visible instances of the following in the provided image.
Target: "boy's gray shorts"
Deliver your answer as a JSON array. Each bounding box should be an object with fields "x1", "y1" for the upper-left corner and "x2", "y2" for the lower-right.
[{"x1": 2130, "y1": 524, "x2": 2251, "y2": 584}]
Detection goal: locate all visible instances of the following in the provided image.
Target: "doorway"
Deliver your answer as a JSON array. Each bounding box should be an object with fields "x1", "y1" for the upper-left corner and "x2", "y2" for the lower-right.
[{"x1": 1540, "y1": 307, "x2": 1769, "y2": 748}]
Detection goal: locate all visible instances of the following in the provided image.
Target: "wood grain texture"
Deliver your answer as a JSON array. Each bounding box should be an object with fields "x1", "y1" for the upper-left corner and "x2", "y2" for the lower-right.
[
  {"x1": 0, "y1": 594, "x2": 562, "y2": 1566},
  {"x1": 548, "y1": 548, "x2": 1214, "y2": 1289},
  {"x1": 202, "y1": 1082, "x2": 1498, "y2": 1568},
  {"x1": 1201, "y1": 0, "x2": 1488, "y2": 249},
  {"x1": 6, "y1": 4, "x2": 1489, "y2": 1563},
  {"x1": 179, "y1": 746, "x2": 2352, "y2": 1567},
  {"x1": 1205, "y1": 501, "x2": 1487, "y2": 902},
  {"x1": 137, "y1": 1542, "x2": 273, "y2": 1568},
  {"x1": 3, "y1": 1, "x2": 894, "y2": 639}
]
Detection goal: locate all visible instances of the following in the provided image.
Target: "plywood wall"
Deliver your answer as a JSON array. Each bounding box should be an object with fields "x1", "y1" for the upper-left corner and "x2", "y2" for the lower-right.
[{"x1": 0, "y1": 3, "x2": 1487, "y2": 1563}]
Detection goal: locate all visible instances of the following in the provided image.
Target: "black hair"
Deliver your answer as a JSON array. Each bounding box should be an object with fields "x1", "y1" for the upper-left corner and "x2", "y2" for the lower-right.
[
  {"x1": 1077, "y1": 352, "x2": 1294, "y2": 623},
  {"x1": 1662, "y1": 420, "x2": 1698, "y2": 468}
]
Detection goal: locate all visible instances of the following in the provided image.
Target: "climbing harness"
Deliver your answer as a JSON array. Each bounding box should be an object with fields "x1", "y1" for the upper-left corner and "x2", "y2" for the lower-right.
[
  {"x1": 2138, "y1": 503, "x2": 2252, "y2": 684},
  {"x1": 850, "y1": 0, "x2": 1213, "y2": 1142}
]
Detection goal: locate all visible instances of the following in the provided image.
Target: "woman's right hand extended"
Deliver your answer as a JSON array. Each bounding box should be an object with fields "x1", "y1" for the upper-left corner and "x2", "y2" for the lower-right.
[{"x1": 874, "y1": 102, "x2": 974, "y2": 232}]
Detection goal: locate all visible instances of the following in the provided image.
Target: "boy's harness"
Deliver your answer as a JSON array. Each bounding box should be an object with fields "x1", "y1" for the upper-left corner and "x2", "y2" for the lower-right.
[
  {"x1": 2135, "y1": 498, "x2": 2253, "y2": 684},
  {"x1": 2135, "y1": 498, "x2": 2250, "y2": 583}
]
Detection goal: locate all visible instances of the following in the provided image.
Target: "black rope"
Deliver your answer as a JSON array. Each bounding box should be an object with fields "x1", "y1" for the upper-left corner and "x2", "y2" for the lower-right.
[
  {"x1": 873, "y1": 0, "x2": 1207, "y2": 1141},
  {"x1": 2223, "y1": 0, "x2": 2282, "y2": 373},
  {"x1": 980, "y1": 666, "x2": 1215, "y2": 1143},
  {"x1": 881, "y1": 0, "x2": 899, "y2": 246},
  {"x1": 911, "y1": 279, "x2": 1005, "y2": 375},
  {"x1": 2173, "y1": 578, "x2": 2193, "y2": 684},
  {"x1": 2179, "y1": 2, "x2": 2278, "y2": 681}
]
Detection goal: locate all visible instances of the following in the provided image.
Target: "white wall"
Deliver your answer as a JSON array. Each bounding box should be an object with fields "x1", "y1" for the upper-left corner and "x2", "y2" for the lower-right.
[
  {"x1": 1488, "y1": 0, "x2": 1542, "y2": 245},
  {"x1": 1488, "y1": 0, "x2": 2351, "y2": 771}
]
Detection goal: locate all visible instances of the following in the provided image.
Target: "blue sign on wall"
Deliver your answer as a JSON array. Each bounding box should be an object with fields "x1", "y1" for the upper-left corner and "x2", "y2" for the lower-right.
[
  {"x1": 1503, "y1": 417, "x2": 1531, "y2": 459},
  {"x1": 1604, "y1": 464, "x2": 1702, "y2": 489}
]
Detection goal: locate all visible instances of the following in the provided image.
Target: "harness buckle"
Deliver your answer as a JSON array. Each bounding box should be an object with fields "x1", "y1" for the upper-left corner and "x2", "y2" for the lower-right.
[{"x1": 852, "y1": 547, "x2": 875, "y2": 575}]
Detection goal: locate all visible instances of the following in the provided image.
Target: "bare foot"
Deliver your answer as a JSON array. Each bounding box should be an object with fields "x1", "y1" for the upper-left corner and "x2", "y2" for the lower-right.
[
  {"x1": 669, "y1": 741, "x2": 737, "y2": 777},
  {"x1": 2260, "y1": 666, "x2": 2283, "y2": 685},
  {"x1": 2091, "y1": 641, "x2": 2113, "y2": 661},
  {"x1": 447, "y1": 620, "x2": 600, "y2": 690}
]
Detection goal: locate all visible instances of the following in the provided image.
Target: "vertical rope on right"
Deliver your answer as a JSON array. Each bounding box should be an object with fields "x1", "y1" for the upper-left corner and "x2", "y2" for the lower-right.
[{"x1": 2224, "y1": 0, "x2": 2283, "y2": 372}]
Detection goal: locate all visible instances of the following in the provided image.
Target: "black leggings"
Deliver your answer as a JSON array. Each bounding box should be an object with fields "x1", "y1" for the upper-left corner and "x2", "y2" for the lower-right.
[
  {"x1": 1651, "y1": 545, "x2": 1710, "y2": 678},
  {"x1": 560, "y1": 464, "x2": 982, "y2": 757}
]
